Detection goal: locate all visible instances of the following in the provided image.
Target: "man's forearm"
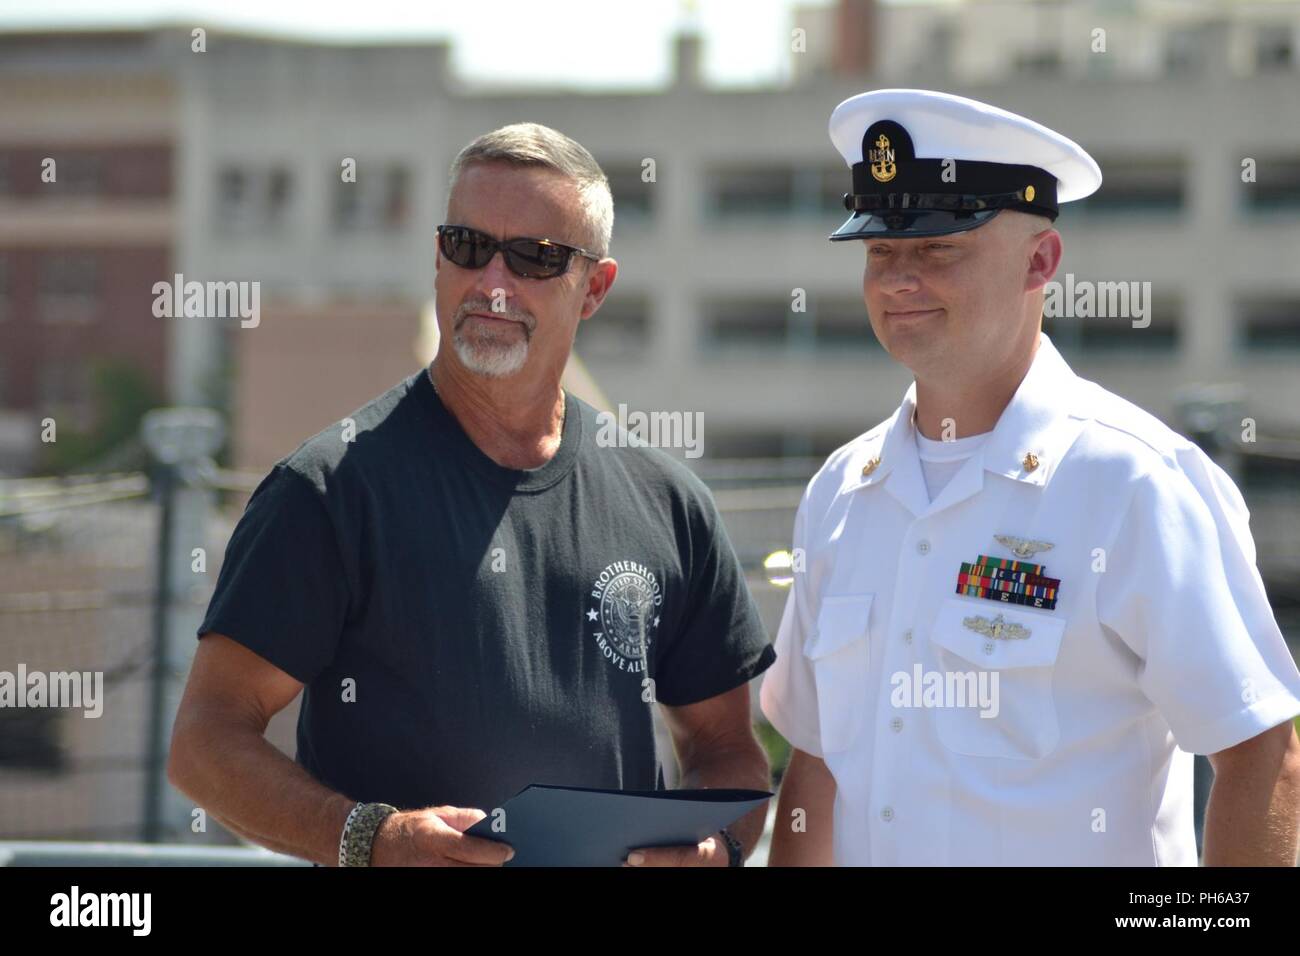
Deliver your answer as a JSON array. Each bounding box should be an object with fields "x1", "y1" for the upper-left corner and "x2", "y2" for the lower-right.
[
  {"x1": 768, "y1": 748, "x2": 835, "y2": 866},
  {"x1": 169, "y1": 720, "x2": 355, "y2": 866},
  {"x1": 207, "y1": 806, "x2": 331, "y2": 861},
  {"x1": 676, "y1": 744, "x2": 771, "y2": 861},
  {"x1": 1202, "y1": 731, "x2": 1300, "y2": 866}
]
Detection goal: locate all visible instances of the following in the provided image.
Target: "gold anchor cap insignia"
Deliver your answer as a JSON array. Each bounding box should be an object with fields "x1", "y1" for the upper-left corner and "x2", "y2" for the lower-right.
[{"x1": 868, "y1": 133, "x2": 897, "y2": 183}]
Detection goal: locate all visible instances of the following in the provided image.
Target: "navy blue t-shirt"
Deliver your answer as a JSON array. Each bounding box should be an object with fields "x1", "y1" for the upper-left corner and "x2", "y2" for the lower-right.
[{"x1": 198, "y1": 368, "x2": 774, "y2": 813}]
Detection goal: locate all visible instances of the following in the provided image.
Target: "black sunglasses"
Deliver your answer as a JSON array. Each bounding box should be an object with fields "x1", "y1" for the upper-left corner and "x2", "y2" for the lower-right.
[{"x1": 436, "y1": 224, "x2": 601, "y2": 279}]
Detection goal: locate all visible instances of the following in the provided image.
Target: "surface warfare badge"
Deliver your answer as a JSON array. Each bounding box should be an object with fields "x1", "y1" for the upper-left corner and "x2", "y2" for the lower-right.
[{"x1": 587, "y1": 560, "x2": 663, "y2": 673}]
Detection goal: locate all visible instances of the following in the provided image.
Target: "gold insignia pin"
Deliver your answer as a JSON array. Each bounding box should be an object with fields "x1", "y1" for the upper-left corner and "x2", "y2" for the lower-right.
[
  {"x1": 1022, "y1": 452, "x2": 1040, "y2": 472},
  {"x1": 868, "y1": 134, "x2": 897, "y2": 183},
  {"x1": 962, "y1": 612, "x2": 1031, "y2": 641},
  {"x1": 861, "y1": 456, "x2": 881, "y2": 477},
  {"x1": 995, "y1": 534, "x2": 1054, "y2": 559},
  {"x1": 1024, "y1": 185, "x2": 1036, "y2": 202}
]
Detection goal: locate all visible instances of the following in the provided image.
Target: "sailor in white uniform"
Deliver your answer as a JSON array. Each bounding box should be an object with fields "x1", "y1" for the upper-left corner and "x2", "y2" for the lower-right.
[{"x1": 760, "y1": 89, "x2": 1300, "y2": 867}]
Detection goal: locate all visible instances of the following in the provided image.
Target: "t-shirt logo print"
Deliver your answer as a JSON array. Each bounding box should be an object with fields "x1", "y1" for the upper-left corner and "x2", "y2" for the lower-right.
[{"x1": 588, "y1": 560, "x2": 664, "y2": 673}]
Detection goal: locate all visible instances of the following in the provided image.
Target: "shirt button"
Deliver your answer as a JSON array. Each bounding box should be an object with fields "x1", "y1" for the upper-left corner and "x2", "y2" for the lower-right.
[
  {"x1": 880, "y1": 806, "x2": 895, "y2": 822},
  {"x1": 916, "y1": 540, "x2": 931, "y2": 555},
  {"x1": 890, "y1": 717, "x2": 904, "y2": 733},
  {"x1": 903, "y1": 629, "x2": 913, "y2": 644},
  {"x1": 984, "y1": 641, "x2": 995, "y2": 655}
]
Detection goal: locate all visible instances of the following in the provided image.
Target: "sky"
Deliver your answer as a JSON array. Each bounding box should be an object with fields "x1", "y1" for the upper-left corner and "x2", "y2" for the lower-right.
[{"x1": 0, "y1": 0, "x2": 871, "y2": 89}]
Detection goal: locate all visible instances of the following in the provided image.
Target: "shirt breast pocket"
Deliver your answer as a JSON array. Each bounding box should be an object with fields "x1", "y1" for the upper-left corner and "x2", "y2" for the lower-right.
[
  {"x1": 804, "y1": 593, "x2": 873, "y2": 754},
  {"x1": 928, "y1": 597, "x2": 1066, "y2": 760}
]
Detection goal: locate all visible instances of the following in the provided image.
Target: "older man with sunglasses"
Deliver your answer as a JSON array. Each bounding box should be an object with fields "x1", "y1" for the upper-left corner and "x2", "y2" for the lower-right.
[{"x1": 169, "y1": 124, "x2": 775, "y2": 867}]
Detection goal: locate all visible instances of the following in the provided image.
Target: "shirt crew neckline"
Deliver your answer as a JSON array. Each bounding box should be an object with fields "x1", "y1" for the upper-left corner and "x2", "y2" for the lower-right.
[
  {"x1": 412, "y1": 367, "x2": 583, "y2": 493},
  {"x1": 914, "y1": 428, "x2": 992, "y2": 462}
]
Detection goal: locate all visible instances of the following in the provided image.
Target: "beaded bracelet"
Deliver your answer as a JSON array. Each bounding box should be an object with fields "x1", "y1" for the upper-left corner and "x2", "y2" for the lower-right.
[{"x1": 339, "y1": 802, "x2": 398, "y2": 867}]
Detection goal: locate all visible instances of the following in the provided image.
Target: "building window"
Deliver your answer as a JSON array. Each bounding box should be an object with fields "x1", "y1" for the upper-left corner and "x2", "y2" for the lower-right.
[
  {"x1": 602, "y1": 162, "x2": 655, "y2": 226},
  {"x1": 574, "y1": 294, "x2": 650, "y2": 360},
  {"x1": 1044, "y1": 296, "x2": 1181, "y2": 354},
  {"x1": 1066, "y1": 157, "x2": 1185, "y2": 215},
  {"x1": 0, "y1": 709, "x2": 66, "y2": 773},
  {"x1": 1165, "y1": 26, "x2": 1209, "y2": 75},
  {"x1": 332, "y1": 163, "x2": 410, "y2": 233},
  {"x1": 38, "y1": 253, "x2": 98, "y2": 324},
  {"x1": 0, "y1": 255, "x2": 9, "y2": 323},
  {"x1": 810, "y1": 296, "x2": 881, "y2": 351},
  {"x1": 1240, "y1": 155, "x2": 1300, "y2": 212},
  {"x1": 1242, "y1": 450, "x2": 1300, "y2": 493},
  {"x1": 1238, "y1": 295, "x2": 1300, "y2": 350},
  {"x1": 707, "y1": 166, "x2": 794, "y2": 217},
  {"x1": 704, "y1": 429, "x2": 859, "y2": 461},
  {"x1": 706, "y1": 164, "x2": 847, "y2": 220},
  {"x1": 214, "y1": 164, "x2": 293, "y2": 234},
  {"x1": 37, "y1": 361, "x2": 94, "y2": 428},
  {"x1": 703, "y1": 294, "x2": 881, "y2": 353},
  {"x1": 56, "y1": 152, "x2": 104, "y2": 195},
  {"x1": 216, "y1": 167, "x2": 246, "y2": 224},
  {"x1": 706, "y1": 429, "x2": 788, "y2": 460},
  {"x1": 928, "y1": 22, "x2": 956, "y2": 64},
  {"x1": 1255, "y1": 25, "x2": 1294, "y2": 73},
  {"x1": 268, "y1": 167, "x2": 291, "y2": 221},
  {"x1": 816, "y1": 165, "x2": 851, "y2": 216},
  {"x1": 1014, "y1": 49, "x2": 1062, "y2": 76},
  {"x1": 703, "y1": 296, "x2": 788, "y2": 349}
]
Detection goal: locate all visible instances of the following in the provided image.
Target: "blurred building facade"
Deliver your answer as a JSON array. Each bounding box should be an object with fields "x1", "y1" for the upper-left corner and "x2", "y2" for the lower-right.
[
  {"x1": 0, "y1": 2, "x2": 1297, "y2": 469},
  {"x1": 0, "y1": 31, "x2": 176, "y2": 473}
]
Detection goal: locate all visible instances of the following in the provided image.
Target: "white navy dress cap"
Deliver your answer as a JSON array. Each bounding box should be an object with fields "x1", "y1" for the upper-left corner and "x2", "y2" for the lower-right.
[{"x1": 828, "y1": 88, "x2": 1102, "y2": 240}]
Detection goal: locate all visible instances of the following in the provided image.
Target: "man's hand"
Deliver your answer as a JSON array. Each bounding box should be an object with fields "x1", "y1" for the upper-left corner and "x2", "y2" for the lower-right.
[
  {"x1": 646, "y1": 683, "x2": 772, "y2": 866},
  {"x1": 622, "y1": 834, "x2": 729, "y2": 867},
  {"x1": 369, "y1": 805, "x2": 515, "y2": 867}
]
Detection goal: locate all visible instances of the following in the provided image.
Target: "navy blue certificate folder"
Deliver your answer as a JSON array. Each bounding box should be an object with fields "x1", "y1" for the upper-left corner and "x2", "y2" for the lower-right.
[{"x1": 464, "y1": 784, "x2": 773, "y2": 867}]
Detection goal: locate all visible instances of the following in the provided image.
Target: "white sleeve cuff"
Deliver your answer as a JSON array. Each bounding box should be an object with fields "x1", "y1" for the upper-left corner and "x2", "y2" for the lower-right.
[
  {"x1": 1175, "y1": 692, "x2": 1300, "y2": 756},
  {"x1": 760, "y1": 682, "x2": 824, "y2": 759}
]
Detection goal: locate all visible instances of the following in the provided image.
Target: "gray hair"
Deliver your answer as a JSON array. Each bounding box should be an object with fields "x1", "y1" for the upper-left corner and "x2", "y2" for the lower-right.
[{"x1": 446, "y1": 123, "x2": 614, "y2": 258}]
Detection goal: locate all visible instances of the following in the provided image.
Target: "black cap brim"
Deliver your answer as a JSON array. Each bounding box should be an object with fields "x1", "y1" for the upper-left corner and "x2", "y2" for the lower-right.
[{"x1": 829, "y1": 207, "x2": 1002, "y2": 241}]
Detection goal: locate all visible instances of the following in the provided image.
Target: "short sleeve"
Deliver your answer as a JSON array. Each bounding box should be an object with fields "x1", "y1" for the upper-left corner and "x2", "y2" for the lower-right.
[
  {"x1": 758, "y1": 489, "x2": 826, "y2": 758},
  {"x1": 1097, "y1": 445, "x2": 1300, "y2": 755},
  {"x1": 197, "y1": 465, "x2": 351, "y2": 684},
  {"x1": 652, "y1": 485, "x2": 775, "y2": 707}
]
